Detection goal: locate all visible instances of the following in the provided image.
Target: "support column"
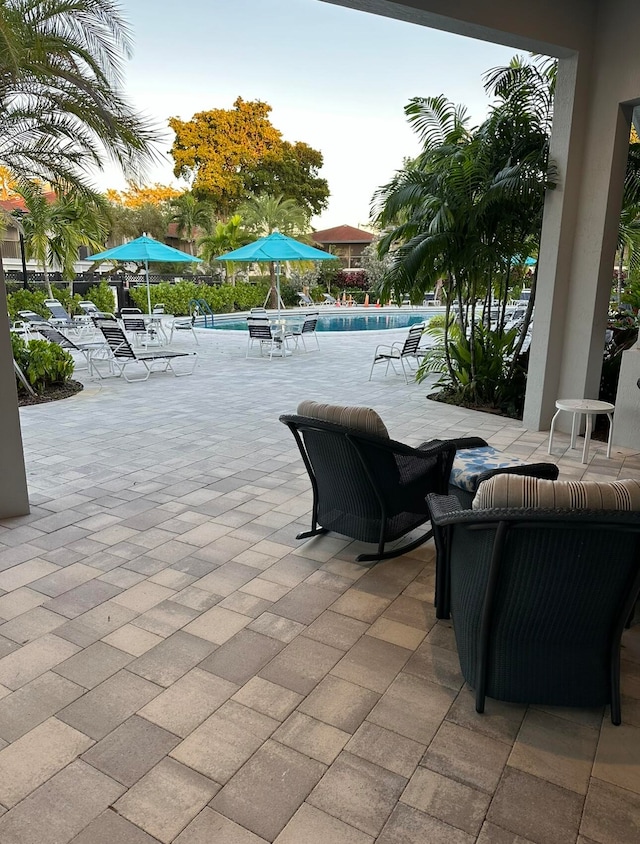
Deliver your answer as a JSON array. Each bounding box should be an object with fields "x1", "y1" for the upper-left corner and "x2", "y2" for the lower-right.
[
  {"x1": 524, "y1": 45, "x2": 634, "y2": 436},
  {"x1": 0, "y1": 281, "x2": 30, "y2": 518}
]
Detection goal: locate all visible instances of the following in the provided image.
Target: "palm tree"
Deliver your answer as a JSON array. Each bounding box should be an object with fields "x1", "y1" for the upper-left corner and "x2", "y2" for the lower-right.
[
  {"x1": 238, "y1": 194, "x2": 309, "y2": 238},
  {"x1": 198, "y1": 215, "x2": 248, "y2": 282},
  {"x1": 375, "y1": 58, "x2": 555, "y2": 406},
  {"x1": 237, "y1": 194, "x2": 310, "y2": 307},
  {"x1": 168, "y1": 193, "x2": 213, "y2": 255},
  {"x1": 18, "y1": 182, "x2": 109, "y2": 297},
  {"x1": 0, "y1": 0, "x2": 157, "y2": 191},
  {"x1": 49, "y1": 192, "x2": 110, "y2": 287}
]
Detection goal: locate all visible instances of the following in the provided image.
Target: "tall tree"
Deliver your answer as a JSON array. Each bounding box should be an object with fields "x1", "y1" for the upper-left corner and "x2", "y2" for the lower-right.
[
  {"x1": 107, "y1": 183, "x2": 182, "y2": 208},
  {"x1": 0, "y1": 0, "x2": 158, "y2": 191},
  {"x1": 169, "y1": 98, "x2": 329, "y2": 217},
  {"x1": 244, "y1": 141, "x2": 329, "y2": 218},
  {"x1": 198, "y1": 215, "x2": 248, "y2": 282},
  {"x1": 18, "y1": 182, "x2": 109, "y2": 295},
  {"x1": 167, "y1": 192, "x2": 213, "y2": 255},
  {"x1": 375, "y1": 58, "x2": 555, "y2": 407},
  {"x1": 237, "y1": 194, "x2": 310, "y2": 308}
]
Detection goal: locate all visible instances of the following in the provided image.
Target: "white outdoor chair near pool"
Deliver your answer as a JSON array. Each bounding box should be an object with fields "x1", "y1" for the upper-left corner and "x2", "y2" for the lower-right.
[
  {"x1": 121, "y1": 312, "x2": 161, "y2": 348},
  {"x1": 94, "y1": 320, "x2": 197, "y2": 381},
  {"x1": 45, "y1": 299, "x2": 91, "y2": 338},
  {"x1": 246, "y1": 318, "x2": 294, "y2": 360},
  {"x1": 369, "y1": 323, "x2": 427, "y2": 384},
  {"x1": 292, "y1": 313, "x2": 320, "y2": 352}
]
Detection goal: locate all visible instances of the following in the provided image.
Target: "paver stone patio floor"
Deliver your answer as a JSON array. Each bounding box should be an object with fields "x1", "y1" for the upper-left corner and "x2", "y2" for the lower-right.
[{"x1": 1, "y1": 323, "x2": 639, "y2": 843}]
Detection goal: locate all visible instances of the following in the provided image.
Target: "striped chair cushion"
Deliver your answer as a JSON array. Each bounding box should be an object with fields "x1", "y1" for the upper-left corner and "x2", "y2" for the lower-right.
[
  {"x1": 297, "y1": 400, "x2": 389, "y2": 438},
  {"x1": 473, "y1": 474, "x2": 640, "y2": 511}
]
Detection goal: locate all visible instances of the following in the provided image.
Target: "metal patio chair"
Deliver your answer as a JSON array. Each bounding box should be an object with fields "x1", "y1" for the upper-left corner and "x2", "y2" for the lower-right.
[
  {"x1": 369, "y1": 323, "x2": 427, "y2": 384},
  {"x1": 292, "y1": 313, "x2": 320, "y2": 352}
]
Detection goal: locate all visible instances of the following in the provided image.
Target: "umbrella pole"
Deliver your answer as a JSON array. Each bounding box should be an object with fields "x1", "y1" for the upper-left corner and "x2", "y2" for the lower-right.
[
  {"x1": 276, "y1": 261, "x2": 281, "y2": 317},
  {"x1": 145, "y1": 259, "x2": 151, "y2": 315}
]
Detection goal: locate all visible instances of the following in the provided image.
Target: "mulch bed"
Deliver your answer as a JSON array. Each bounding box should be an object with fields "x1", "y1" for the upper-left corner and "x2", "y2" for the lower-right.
[{"x1": 17, "y1": 379, "x2": 84, "y2": 407}]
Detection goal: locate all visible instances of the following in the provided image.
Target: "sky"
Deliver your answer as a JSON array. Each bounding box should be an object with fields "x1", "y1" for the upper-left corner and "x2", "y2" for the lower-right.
[{"x1": 98, "y1": 0, "x2": 520, "y2": 229}]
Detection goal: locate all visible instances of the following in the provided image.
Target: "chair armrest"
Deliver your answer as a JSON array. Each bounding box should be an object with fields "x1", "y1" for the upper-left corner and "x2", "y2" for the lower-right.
[
  {"x1": 475, "y1": 462, "x2": 559, "y2": 486},
  {"x1": 373, "y1": 343, "x2": 394, "y2": 355},
  {"x1": 418, "y1": 436, "x2": 488, "y2": 452},
  {"x1": 427, "y1": 494, "x2": 465, "y2": 525}
]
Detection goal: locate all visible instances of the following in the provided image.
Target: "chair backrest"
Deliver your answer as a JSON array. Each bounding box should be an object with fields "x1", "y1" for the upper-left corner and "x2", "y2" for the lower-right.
[
  {"x1": 36, "y1": 325, "x2": 78, "y2": 350},
  {"x1": 91, "y1": 312, "x2": 116, "y2": 326},
  {"x1": 323, "y1": 293, "x2": 336, "y2": 304},
  {"x1": 301, "y1": 316, "x2": 319, "y2": 334},
  {"x1": 18, "y1": 310, "x2": 50, "y2": 326},
  {"x1": 444, "y1": 508, "x2": 640, "y2": 709},
  {"x1": 249, "y1": 308, "x2": 268, "y2": 317},
  {"x1": 297, "y1": 293, "x2": 313, "y2": 305},
  {"x1": 78, "y1": 301, "x2": 100, "y2": 315},
  {"x1": 400, "y1": 324, "x2": 425, "y2": 356},
  {"x1": 281, "y1": 414, "x2": 398, "y2": 542},
  {"x1": 152, "y1": 304, "x2": 165, "y2": 314},
  {"x1": 97, "y1": 320, "x2": 137, "y2": 359},
  {"x1": 122, "y1": 315, "x2": 148, "y2": 334},
  {"x1": 44, "y1": 299, "x2": 71, "y2": 322},
  {"x1": 247, "y1": 320, "x2": 273, "y2": 340}
]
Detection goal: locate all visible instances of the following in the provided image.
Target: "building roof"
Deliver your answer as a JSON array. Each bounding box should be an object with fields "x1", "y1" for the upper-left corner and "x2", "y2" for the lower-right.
[
  {"x1": 311, "y1": 225, "x2": 375, "y2": 245},
  {"x1": 0, "y1": 193, "x2": 57, "y2": 214}
]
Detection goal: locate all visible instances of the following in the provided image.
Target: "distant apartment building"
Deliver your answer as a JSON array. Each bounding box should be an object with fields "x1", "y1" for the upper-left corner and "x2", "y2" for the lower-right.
[{"x1": 311, "y1": 225, "x2": 375, "y2": 270}]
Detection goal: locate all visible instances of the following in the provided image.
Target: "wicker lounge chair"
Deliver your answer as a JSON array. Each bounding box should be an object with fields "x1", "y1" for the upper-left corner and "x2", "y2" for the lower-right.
[
  {"x1": 428, "y1": 475, "x2": 640, "y2": 724},
  {"x1": 95, "y1": 320, "x2": 197, "y2": 381},
  {"x1": 280, "y1": 400, "x2": 484, "y2": 562}
]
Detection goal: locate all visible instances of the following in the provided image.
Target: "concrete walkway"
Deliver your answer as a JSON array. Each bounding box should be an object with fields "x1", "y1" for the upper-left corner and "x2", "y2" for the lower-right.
[{"x1": 0, "y1": 322, "x2": 639, "y2": 843}]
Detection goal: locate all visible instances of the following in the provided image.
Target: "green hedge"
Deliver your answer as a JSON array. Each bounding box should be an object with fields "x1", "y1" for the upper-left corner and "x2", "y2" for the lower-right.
[
  {"x1": 128, "y1": 280, "x2": 271, "y2": 315},
  {"x1": 6, "y1": 287, "x2": 84, "y2": 321}
]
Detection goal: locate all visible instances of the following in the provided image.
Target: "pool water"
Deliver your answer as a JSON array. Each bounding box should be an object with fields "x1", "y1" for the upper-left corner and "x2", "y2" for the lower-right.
[{"x1": 209, "y1": 312, "x2": 434, "y2": 332}]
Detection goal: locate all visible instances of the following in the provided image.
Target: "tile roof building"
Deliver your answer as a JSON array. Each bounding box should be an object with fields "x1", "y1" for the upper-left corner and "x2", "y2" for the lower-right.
[{"x1": 311, "y1": 225, "x2": 375, "y2": 269}]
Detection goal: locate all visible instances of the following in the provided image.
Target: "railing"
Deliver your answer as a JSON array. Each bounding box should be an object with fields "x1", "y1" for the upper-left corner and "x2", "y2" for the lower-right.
[{"x1": 189, "y1": 298, "x2": 215, "y2": 328}]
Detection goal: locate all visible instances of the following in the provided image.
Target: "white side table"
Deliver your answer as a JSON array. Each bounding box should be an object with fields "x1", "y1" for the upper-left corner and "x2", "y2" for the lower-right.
[{"x1": 547, "y1": 399, "x2": 615, "y2": 464}]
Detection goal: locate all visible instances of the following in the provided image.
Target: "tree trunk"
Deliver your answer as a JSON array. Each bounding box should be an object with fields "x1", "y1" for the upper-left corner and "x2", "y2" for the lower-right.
[
  {"x1": 43, "y1": 266, "x2": 52, "y2": 299},
  {"x1": 618, "y1": 246, "x2": 624, "y2": 308}
]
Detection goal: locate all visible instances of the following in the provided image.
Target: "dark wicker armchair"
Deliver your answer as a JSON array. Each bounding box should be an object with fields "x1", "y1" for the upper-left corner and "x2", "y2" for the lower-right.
[
  {"x1": 428, "y1": 493, "x2": 640, "y2": 724},
  {"x1": 280, "y1": 408, "x2": 484, "y2": 563}
]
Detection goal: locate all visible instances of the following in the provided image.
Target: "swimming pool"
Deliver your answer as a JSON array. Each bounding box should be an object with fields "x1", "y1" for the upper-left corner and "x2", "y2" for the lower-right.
[{"x1": 208, "y1": 310, "x2": 437, "y2": 332}]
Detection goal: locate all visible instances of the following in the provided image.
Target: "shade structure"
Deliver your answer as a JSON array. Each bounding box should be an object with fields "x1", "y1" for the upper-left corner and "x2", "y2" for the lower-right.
[
  {"x1": 216, "y1": 232, "x2": 337, "y2": 315},
  {"x1": 87, "y1": 235, "x2": 202, "y2": 315}
]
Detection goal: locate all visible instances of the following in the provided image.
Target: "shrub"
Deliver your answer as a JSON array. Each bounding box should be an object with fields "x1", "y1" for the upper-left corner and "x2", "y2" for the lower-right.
[
  {"x1": 83, "y1": 281, "x2": 118, "y2": 314},
  {"x1": 6, "y1": 289, "x2": 49, "y2": 321},
  {"x1": 128, "y1": 280, "x2": 270, "y2": 315},
  {"x1": 12, "y1": 336, "x2": 74, "y2": 394}
]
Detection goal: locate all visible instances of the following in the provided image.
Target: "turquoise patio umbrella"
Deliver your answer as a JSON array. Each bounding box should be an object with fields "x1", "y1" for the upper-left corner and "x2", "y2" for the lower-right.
[
  {"x1": 217, "y1": 231, "x2": 337, "y2": 315},
  {"x1": 87, "y1": 235, "x2": 202, "y2": 315}
]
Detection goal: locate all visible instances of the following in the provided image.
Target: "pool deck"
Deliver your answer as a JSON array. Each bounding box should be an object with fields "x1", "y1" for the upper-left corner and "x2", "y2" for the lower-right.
[{"x1": 0, "y1": 323, "x2": 639, "y2": 843}]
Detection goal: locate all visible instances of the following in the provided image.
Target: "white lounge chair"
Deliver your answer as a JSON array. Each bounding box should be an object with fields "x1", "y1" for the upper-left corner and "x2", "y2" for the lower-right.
[{"x1": 95, "y1": 320, "x2": 197, "y2": 381}]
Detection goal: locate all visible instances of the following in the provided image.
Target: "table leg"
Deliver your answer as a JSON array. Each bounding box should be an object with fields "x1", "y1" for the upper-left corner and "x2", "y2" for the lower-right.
[
  {"x1": 606, "y1": 412, "x2": 614, "y2": 458},
  {"x1": 570, "y1": 411, "x2": 579, "y2": 450},
  {"x1": 582, "y1": 413, "x2": 593, "y2": 463},
  {"x1": 548, "y1": 408, "x2": 562, "y2": 454}
]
